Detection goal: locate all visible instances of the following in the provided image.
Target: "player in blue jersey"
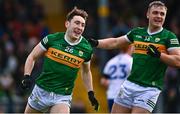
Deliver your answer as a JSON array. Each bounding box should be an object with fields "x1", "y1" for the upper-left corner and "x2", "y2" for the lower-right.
[{"x1": 101, "y1": 45, "x2": 133, "y2": 112}]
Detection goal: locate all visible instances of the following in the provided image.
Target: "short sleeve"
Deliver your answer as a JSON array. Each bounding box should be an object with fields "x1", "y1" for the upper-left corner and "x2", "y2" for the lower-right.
[
  {"x1": 167, "y1": 32, "x2": 180, "y2": 50},
  {"x1": 126, "y1": 28, "x2": 138, "y2": 43},
  {"x1": 84, "y1": 53, "x2": 93, "y2": 63},
  {"x1": 41, "y1": 33, "x2": 56, "y2": 49},
  {"x1": 41, "y1": 36, "x2": 50, "y2": 49},
  {"x1": 83, "y1": 38, "x2": 94, "y2": 62}
]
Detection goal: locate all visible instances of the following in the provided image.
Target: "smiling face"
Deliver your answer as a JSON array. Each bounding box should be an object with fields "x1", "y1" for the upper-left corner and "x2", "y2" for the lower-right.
[
  {"x1": 65, "y1": 15, "x2": 86, "y2": 41},
  {"x1": 147, "y1": 5, "x2": 167, "y2": 30}
]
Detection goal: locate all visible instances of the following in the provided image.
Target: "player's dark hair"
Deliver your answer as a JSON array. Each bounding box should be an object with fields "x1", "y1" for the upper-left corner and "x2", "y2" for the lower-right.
[
  {"x1": 66, "y1": 7, "x2": 88, "y2": 21},
  {"x1": 148, "y1": 1, "x2": 167, "y2": 10}
]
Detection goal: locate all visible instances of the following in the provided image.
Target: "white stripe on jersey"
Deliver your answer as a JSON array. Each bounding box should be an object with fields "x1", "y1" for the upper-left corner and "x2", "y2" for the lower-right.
[{"x1": 39, "y1": 42, "x2": 47, "y2": 51}]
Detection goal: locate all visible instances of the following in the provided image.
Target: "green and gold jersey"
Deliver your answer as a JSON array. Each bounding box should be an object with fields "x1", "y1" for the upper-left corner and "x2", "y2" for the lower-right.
[
  {"x1": 126, "y1": 27, "x2": 180, "y2": 90},
  {"x1": 36, "y1": 32, "x2": 93, "y2": 95}
]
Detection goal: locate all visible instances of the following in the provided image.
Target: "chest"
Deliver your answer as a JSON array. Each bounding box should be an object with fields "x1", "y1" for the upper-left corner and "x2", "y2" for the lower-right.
[
  {"x1": 133, "y1": 33, "x2": 168, "y2": 45},
  {"x1": 132, "y1": 32, "x2": 168, "y2": 54},
  {"x1": 50, "y1": 41, "x2": 88, "y2": 59}
]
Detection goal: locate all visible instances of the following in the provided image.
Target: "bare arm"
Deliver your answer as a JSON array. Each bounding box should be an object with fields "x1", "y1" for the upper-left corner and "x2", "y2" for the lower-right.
[
  {"x1": 160, "y1": 48, "x2": 180, "y2": 68},
  {"x1": 97, "y1": 35, "x2": 130, "y2": 49},
  {"x1": 24, "y1": 43, "x2": 46, "y2": 75},
  {"x1": 81, "y1": 61, "x2": 99, "y2": 111},
  {"x1": 81, "y1": 62, "x2": 93, "y2": 92},
  {"x1": 100, "y1": 77, "x2": 109, "y2": 89}
]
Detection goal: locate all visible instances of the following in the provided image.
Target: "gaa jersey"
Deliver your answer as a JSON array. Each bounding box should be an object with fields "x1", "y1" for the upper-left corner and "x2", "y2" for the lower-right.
[
  {"x1": 35, "y1": 32, "x2": 93, "y2": 95},
  {"x1": 126, "y1": 27, "x2": 180, "y2": 90},
  {"x1": 103, "y1": 53, "x2": 132, "y2": 99}
]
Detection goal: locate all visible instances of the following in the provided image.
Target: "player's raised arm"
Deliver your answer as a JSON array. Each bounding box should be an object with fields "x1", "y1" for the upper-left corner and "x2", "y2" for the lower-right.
[{"x1": 88, "y1": 35, "x2": 131, "y2": 49}]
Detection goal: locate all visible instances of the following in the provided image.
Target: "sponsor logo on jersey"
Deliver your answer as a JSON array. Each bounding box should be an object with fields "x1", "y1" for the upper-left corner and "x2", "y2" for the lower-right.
[
  {"x1": 133, "y1": 41, "x2": 167, "y2": 55},
  {"x1": 155, "y1": 38, "x2": 160, "y2": 42},
  {"x1": 43, "y1": 36, "x2": 48, "y2": 44},
  {"x1": 152, "y1": 81, "x2": 156, "y2": 86},
  {"x1": 79, "y1": 50, "x2": 83, "y2": 56},
  {"x1": 135, "y1": 35, "x2": 143, "y2": 39},
  {"x1": 45, "y1": 47, "x2": 84, "y2": 68},
  {"x1": 170, "y1": 39, "x2": 179, "y2": 44},
  {"x1": 143, "y1": 36, "x2": 151, "y2": 41}
]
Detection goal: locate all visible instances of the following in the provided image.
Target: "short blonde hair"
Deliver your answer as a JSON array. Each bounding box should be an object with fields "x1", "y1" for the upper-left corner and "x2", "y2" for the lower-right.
[{"x1": 148, "y1": 1, "x2": 167, "y2": 10}]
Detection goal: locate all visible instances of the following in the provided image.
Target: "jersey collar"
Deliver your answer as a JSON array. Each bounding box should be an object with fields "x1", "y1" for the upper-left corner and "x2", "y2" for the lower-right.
[
  {"x1": 64, "y1": 33, "x2": 82, "y2": 46},
  {"x1": 147, "y1": 27, "x2": 163, "y2": 35}
]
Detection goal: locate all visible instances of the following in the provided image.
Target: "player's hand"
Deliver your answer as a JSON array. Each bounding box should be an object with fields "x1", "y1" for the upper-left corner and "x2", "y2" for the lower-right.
[
  {"x1": 87, "y1": 38, "x2": 99, "y2": 47},
  {"x1": 88, "y1": 91, "x2": 100, "y2": 111},
  {"x1": 147, "y1": 44, "x2": 161, "y2": 58},
  {"x1": 21, "y1": 75, "x2": 33, "y2": 90}
]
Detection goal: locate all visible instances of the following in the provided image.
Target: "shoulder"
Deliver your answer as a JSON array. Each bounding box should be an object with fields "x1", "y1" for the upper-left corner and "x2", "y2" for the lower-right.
[
  {"x1": 107, "y1": 54, "x2": 121, "y2": 64},
  {"x1": 124, "y1": 54, "x2": 133, "y2": 62},
  {"x1": 127, "y1": 27, "x2": 146, "y2": 36},
  {"x1": 120, "y1": 54, "x2": 132, "y2": 62},
  {"x1": 46, "y1": 32, "x2": 65, "y2": 40},
  {"x1": 131, "y1": 27, "x2": 145, "y2": 32},
  {"x1": 41, "y1": 32, "x2": 65, "y2": 48},
  {"x1": 80, "y1": 36, "x2": 93, "y2": 51},
  {"x1": 162, "y1": 29, "x2": 177, "y2": 37}
]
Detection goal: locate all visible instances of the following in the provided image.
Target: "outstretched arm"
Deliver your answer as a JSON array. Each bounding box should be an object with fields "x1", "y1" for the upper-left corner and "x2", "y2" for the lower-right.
[{"x1": 97, "y1": 35, "x2": 130, "y2": 49}]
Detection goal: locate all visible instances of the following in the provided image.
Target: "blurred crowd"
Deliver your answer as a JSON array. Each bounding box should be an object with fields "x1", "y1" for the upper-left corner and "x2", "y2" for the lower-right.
[
  {"x1": 0, "y1": 0, "x2": 179, "y2": 113},
  {"x1": 65, "y1": 0, "x2": 180, "y2": 39},
  {"x1": 0, "y1": 0, "x2": 49, "y2": 112}
]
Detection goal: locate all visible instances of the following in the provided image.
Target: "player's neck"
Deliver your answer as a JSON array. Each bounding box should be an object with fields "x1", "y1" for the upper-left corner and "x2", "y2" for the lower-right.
[
  {"x1": 64, "y1": 33, "x2": 81, "y2": 45},
  {"x1": 147, "y1": 26, "x2": 163, "y2": 35}
]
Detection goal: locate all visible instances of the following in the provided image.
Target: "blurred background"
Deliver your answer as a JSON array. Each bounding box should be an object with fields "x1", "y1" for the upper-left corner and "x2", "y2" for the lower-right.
[{"x1": 0, "y1": 0, "x2": 179, "y2": 113}]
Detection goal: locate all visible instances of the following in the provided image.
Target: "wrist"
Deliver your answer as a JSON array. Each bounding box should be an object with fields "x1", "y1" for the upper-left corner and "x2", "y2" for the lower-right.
[
  {"x1": 88, "y1": 91, "x2": 94, "y2": 96},
  {"x1": 158, "y1": 52, "x2": 161, "y2": 58},
  {"x1": 23, "y1": 74, "x2": 32, "y2": 81},
  {"x1": 88, "y1": 38, "x2": 99, "y2": 47},
  {"x1": 24, "y1": 74, "x2": 30, "y2": 77},
  {"x1": 95, "y1": 40, "x2": 99, "y2": 47}
]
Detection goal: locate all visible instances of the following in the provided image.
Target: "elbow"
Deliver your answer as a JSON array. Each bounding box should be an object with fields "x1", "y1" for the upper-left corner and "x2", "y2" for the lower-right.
[
  {"x1": 27, "y1": 54, "x2": 37, "y2": 62},
  {"x1": 27, "y1": 54, "x2": 34, "y2": 61},
  {"x1": 175, "y1": 62, "x2": 180, "y2": 68},
  {"x1": 175, "y1": 57, "x2": 180, "y2": 68},
  {"x1": 171, "y1": 61, "x2": 180, "y2": 68}
]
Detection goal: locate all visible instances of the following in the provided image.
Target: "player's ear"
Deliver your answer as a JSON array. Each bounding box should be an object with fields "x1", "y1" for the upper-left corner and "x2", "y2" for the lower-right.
[
  {"x1": 146, "y1": 10, "x2": 150, "y2": 19},
  {"x1": 65, "y1": 21, "x2": 69, "y2": 28}
]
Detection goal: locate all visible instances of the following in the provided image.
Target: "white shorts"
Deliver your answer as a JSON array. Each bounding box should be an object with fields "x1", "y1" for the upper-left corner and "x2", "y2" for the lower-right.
[
  {"x1": 114, "y1": 80, "x2": 161, "y2": 112},
  {"x1": 28, "y1": 85, "x2": 72, "y2": 112}
]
